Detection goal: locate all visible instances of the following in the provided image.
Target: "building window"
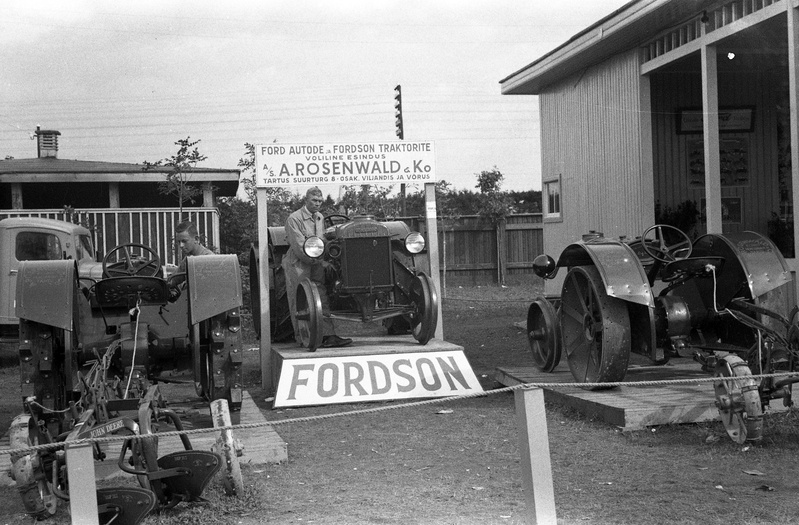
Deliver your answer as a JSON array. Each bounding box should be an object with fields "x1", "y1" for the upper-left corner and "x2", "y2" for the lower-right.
[{"x1": 544, "y1": 176, "x2": 562, "y2": 222}]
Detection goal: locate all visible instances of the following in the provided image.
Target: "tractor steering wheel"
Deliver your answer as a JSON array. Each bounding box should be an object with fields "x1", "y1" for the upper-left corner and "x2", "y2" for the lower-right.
[
  {"x1": 102, "y1": 243, "x2": 162, "y2": 278},
  {"x1": 324, "y1": 214, "x2": 350, "y2": 229},
  {"x1": 641, "y1": 224, "x2": 693, "y2": 263}
]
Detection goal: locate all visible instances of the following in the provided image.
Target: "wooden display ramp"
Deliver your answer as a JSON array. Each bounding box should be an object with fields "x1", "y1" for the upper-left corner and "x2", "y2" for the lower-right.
[
  {"x1": 0, "y1": 390, "x2": 287, "y2": 487},
  {"x1": 495, "y1": 359, "x2": 727, "y2": 431},
  {"x1": 271, "y1": 335, "x2": 480, "y2": 408}
]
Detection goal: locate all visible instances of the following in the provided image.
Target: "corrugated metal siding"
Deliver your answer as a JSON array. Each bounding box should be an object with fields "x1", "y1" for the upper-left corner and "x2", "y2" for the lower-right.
[
  {"x1": 539, "y1": 49, "x2": 649, "y2": 294},
  {"x1": 651, "y1": 65, "x2": 781, "y2": 237},
  {"x1": 0, "y1": 208, "x2": 220, "y2": 266}
]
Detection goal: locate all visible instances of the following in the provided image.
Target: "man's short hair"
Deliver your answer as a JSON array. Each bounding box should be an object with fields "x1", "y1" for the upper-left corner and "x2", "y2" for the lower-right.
[
  {"x1": 175, "y1": 221, "x2": 198, "y2": 237},
  {"x1": 306, "y1": 187, "x2": 323, "y2": 199}
]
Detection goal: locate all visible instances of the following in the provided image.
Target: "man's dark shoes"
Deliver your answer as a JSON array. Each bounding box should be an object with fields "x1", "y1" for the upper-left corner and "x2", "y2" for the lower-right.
[{"x1": 321, "y1": 335, "x2": 353, "y2": 348}]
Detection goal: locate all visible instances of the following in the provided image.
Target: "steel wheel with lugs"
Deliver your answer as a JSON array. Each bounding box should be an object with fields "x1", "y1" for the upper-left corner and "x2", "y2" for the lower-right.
[
  {"x1": 714, "y1": 354, "x2": 763, "y2": 444},
  {"x1": 560, "y1": 266, "x2": 630, "y2": 388}
]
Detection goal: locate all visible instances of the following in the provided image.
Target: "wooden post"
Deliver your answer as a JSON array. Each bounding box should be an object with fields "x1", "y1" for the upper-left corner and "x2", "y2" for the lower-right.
[
  {"x1": 496, "y1": 218, "x2": 507, "y2": 286},
  {"x1": 701, "y1": 43, "x2": 722, "y2": 233},
  {"x1": 257, "y1": 187, "x2": 274, "y2": 393},
  {"x1": 424, "y1": 182, "x2": 444, "y2": 340},
  {"x1": 514, "y1": 386, "x2": 556, "y2": 524},
  {"x1": 66, "y1": 444, "x2": 99, "y2": 525},
  {"x1": 211, "y1": 399, "x2": 244, "y2": 496}
]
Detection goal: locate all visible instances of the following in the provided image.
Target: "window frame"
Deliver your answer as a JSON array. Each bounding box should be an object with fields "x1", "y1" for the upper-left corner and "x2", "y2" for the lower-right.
[{"x1": 543, "y1": 175, "x2": 563, "y2": 223}]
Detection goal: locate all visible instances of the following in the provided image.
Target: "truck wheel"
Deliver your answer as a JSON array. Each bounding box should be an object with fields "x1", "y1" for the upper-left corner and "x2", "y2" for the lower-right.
[
  {"x1": 296, "y1": 279, "x2": 323, "y2": 352},
  {"x1": 561, "y1": 266, "x2": 630, "y2": 388},
  {"x1": 527, "y1": 296, "x2": 562, "y2": 372},
  {"x1": 714, "y1": 354, "x2": 763, "y2": 444},
  {"x1": 409, "y1": 273, "x2": 438, "y2": 345},
  {"x1": 9, "y1": 414, "x2": 57, "y2": 519}
]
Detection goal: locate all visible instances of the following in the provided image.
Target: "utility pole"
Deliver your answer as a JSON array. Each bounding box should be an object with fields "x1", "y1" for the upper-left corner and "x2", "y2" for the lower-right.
[{"x1": 394, "y1": 84, "x2": 406, "y2": 216}]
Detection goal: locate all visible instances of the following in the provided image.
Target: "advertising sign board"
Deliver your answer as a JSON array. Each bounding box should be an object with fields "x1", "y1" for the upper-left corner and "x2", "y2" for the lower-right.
[
  {"x1": 274, "y1": 350, "x2": 483, "y2": 408},
  {"x1": 254, "y1": 141, "x2": 436, "y2": 188}
]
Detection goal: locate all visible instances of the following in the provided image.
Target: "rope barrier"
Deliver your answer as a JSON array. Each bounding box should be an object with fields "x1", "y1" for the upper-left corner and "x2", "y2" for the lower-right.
[{"x1": 4, "y1": 370, "x2": 797, "y2": 457}]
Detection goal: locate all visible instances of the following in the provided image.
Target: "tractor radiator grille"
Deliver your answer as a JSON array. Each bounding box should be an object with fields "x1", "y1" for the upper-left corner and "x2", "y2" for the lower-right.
[{"x1": 340, "y1": 237, "x2": 393, "y2": 291}]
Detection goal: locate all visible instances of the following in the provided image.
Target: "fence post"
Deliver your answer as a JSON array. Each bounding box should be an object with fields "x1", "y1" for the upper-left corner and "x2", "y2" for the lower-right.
[
  {"x1": 514, "y1": 386, "x2": 556, "y2": 524},
  {"x1": 496, "y1": 218, "x2": 507, "y2": 285}
]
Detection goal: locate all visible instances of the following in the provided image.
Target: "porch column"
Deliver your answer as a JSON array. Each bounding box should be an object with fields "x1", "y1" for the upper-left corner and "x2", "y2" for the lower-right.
[
  {"x1": 11, "y1": 183, "x2": 23, "y2": 209},
  {"x1": 203, "y1": 184, "x2": 214, "y2": 207},
  {"x1": 109, "y1": 182, "x2": 120, "y2": 208},
  {"x1": 701, "y1": 44, "x2": 723, "y2": 233},
  {"x1": 788, "y1": 2, "x2": 799, "y2": 262}
]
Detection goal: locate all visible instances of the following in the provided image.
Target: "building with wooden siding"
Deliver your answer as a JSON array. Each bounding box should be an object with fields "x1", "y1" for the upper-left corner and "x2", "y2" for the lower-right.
[
  {"x1": 501, "y1": 0, "x2": 799, "y2": 296},
  {"x1": 0, "y1": 128, "x2": 240, "y2": 264}
]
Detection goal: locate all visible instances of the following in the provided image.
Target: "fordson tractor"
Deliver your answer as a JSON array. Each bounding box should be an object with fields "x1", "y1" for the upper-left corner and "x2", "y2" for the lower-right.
[
  {"x1": 4, "y1": 217, "x2": 244, "y2": 523},
  {"x1": 528, "y1": 224, "x2": 799, "y2": 444},
  {"x1": 252, "y1": 214, "x2": 438, "y2": 351}
]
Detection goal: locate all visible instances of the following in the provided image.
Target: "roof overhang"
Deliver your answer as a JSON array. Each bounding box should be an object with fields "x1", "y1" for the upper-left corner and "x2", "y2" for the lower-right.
[{"x1": 500, "y1": 0, "x2": 716, "y2": 95}]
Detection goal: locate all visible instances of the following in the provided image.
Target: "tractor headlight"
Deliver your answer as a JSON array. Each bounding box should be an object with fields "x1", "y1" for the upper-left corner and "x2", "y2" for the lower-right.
[
  {"x1": 404, "y1": 232, "x2": 425, "y2": 254},
  {"x1": 303, "y1": 236, "x2": 325, "y2": 258}
]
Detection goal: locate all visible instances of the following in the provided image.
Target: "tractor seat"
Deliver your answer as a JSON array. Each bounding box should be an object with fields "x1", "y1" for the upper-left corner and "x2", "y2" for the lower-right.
[
  {"x1": 661, "y1": 256, "x2": 725, "y2": 282},
  {"x1": 94, "y1": 276, "x2": 169, "y2": 308}
]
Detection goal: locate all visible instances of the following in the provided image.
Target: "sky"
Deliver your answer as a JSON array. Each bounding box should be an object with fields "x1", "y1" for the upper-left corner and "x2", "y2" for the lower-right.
[{"x1": 0, "y1": 0, "x2": 630, "y2": 196}]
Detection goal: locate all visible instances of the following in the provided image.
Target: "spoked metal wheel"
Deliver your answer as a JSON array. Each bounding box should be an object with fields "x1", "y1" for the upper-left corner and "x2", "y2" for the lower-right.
[
  {"x1": 527, "y1": 296, "x2": 562, "y2": 372},
  {"x1": 296, "y1": 279, "x2": 324, "y2": 352},
  {"x1": 9, "y1": 414, "x2": 58, "y2": 519},
  {"x1": 560, "y1": 266, "x2": 631, "y2": 388},
  {"x1": 714, "y1": 354, "x2": 763, "y2": 444},
  {"x1": 409, "y1": 273, "x2": 438, "y2": 344}
]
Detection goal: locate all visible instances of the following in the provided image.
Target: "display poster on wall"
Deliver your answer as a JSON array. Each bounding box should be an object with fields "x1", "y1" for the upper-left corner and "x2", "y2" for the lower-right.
[
  {"x1": 687, "y1": 138, "x2": 749, "y2": 188},
  {"x1": 274, "y1": 350, "x2": 483, "y2": 408},
  {"x1": 254, "y1": 141, "x2": 436, "y2": 188}
]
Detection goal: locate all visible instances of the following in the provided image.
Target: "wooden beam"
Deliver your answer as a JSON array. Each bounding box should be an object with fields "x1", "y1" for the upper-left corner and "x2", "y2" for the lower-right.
[
  {"x1": 788, "y1": 1, "x2": 799, "y2": 287},
  {"x1": 257, "y1": 188, "x2": 274, "y2": 393},
  {"x1": 701, "y1": 44, "x2": 723, "y2": 233},
  {"x1": 11, "y1": 183, "x2": 23, "y2": 209},
  {"x1": 108, "y1": 182, "x2": 120, "y2": 208}
]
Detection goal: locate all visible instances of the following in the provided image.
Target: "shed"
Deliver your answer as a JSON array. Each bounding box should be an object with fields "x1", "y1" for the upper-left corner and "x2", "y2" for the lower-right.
[
  {"x1": 501, "y1": 0, "x2": 799, "y2": 296},
  {"x1": 0, "y1": 128, "x2": 240, "y2": 265}
]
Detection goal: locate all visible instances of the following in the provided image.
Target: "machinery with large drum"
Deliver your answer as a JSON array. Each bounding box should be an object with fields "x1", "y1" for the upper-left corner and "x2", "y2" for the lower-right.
[
  {"x1": 5, "y1": 218, "x2": 245, "y2": 523},
  {"x1": 528, "y1": 224, "x2": 799, "y2": 443}
]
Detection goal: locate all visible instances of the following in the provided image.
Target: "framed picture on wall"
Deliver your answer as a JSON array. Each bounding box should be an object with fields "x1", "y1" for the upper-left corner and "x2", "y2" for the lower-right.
[
  {"x1": 700, "y1": 197, "x2": 742, "y2": 224},
  {"x1": 677, "y1": 106, "x2": 755, "y2": 134},
  {"x1": 687, "y1": 137, "x2": 749, "y2": 187}
]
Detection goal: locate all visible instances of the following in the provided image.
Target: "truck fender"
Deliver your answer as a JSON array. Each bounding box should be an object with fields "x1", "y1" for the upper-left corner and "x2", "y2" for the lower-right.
[
  {"x1": 16, "y1": 260, "x2": 77, "y2": 331},
  {"x1": 187, "y1": 255, "x2": 243, "y2": 325}
]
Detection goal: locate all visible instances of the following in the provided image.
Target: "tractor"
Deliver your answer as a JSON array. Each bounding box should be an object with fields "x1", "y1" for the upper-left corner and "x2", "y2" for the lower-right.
[
  {"x1": 528, "y1": 224, "x2": 799, "y2": 444},
  {"x1": 5, "y1": 217, "x2": 244, "y2": 523},
  {"x1": 251, "y1": 214, "x2": 438, "y2": 351}
]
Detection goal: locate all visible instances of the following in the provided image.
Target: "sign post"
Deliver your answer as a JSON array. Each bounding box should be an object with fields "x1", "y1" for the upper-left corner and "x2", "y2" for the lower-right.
[{"x1": 254, "y1": 141, "x2": 439, "y2": 392}]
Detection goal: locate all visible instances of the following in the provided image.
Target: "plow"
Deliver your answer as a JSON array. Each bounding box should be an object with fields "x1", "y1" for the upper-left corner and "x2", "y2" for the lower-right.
[{"x1": 6, "y1": 232, "x2": 245, "y2": 523}]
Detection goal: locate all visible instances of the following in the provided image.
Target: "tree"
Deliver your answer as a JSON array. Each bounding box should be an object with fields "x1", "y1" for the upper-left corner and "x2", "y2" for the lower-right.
[
  {"x1": 142, "y1": 136, "x2": 208, "y2": 217},
  {"x1": 475, "y1": 167, "x2": 513, "y2": 285}
]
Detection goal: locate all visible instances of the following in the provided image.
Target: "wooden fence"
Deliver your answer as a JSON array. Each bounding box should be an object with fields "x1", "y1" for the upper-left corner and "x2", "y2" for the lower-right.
[{"x1": 436, "y1": 213, "x2": 544, "y2": 286}]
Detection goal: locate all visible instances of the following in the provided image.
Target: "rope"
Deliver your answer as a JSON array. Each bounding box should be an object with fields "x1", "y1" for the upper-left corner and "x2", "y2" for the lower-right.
[{"x1": 4, "y1": 370, "x2": 797, "y2": 457}]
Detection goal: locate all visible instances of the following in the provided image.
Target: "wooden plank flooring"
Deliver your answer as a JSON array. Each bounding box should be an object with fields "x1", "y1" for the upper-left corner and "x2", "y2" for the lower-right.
[
  {"x1": 494, "y1": 360, "x2": 724, "y2": 430},
  {"x1": 0, "y1": 390, "x2": 287, "y2": 487}
]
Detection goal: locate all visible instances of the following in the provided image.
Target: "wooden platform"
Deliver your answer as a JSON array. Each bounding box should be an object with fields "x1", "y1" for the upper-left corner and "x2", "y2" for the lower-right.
[
  {"x1": 495, "y1": 359, "x2": 724, "y2": 430},
  {"x1": 0, "y1": 390, "x2": 287, "y2": 487}
]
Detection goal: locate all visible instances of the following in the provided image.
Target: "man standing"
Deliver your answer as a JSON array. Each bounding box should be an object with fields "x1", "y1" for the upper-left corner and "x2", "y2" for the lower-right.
[{"x1": 283, "y1": 187, "x2": 351, "y2": 348}]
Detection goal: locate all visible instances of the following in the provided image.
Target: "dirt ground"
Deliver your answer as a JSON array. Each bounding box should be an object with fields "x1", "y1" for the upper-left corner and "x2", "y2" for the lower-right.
[{"x1": 2, "y1": 282, "x2": 799, "y2": 524}]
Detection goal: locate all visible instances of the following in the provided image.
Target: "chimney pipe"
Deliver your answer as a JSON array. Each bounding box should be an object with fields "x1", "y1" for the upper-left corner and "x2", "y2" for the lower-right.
[{"x1": 36, "y1": 126, "x2": 61, "y2": 158}]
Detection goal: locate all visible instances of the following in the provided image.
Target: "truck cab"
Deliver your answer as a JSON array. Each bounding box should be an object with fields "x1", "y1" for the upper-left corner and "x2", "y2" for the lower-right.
[{"x1": 0, "y1": 217, "x2": 95, "y2": 359}]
